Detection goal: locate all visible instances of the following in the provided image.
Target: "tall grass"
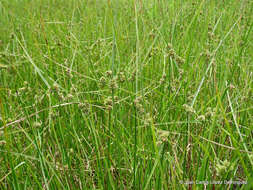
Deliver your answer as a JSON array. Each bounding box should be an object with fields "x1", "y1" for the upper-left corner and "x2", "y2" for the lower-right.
[{"x1": 0, "y1": 0, "x2": 252, "y2": 189}]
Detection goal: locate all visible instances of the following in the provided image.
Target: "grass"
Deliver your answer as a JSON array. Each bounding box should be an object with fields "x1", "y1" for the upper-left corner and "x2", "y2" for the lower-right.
[{"x1": 0, "y1": 0, "x2": 252, "y2": 189}]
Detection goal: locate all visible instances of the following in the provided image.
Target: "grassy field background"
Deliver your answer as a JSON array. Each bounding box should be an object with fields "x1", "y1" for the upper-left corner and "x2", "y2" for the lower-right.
[{"x1": 0, "y1": 0, "x2": 252, "y2": 189}]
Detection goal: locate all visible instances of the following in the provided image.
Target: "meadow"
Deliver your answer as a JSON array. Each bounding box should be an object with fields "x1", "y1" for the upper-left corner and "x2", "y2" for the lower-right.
[{"x1": 0, "y1": 0, "x2": 252, "y2": 189}]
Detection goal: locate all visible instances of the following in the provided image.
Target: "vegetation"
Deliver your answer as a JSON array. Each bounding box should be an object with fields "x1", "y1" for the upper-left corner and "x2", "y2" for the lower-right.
[{"x1": 0, "y1": 0, "x2": 252, "y2": 189}]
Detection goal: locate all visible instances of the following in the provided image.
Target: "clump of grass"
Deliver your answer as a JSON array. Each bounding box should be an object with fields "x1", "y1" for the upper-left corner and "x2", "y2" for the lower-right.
[{"x1": 0, "y1": 0, "x2": 252, "y2": 189}]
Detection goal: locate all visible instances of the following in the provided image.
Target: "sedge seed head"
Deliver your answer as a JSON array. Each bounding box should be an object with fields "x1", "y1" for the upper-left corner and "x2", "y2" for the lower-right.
[
  {"x1": 167, "y1": 43, "x2": 173, "y2": 49},
  {"x1": 183, "y1": 104, "x2": 196, "y2": 114},
  {"x1": 99, "y1": 76, "x2": 106, "y2": 87},
  {"x1": 106, "y1": 70, "x2": 113, "y2": 77},
  {"x1": 109, "y1": 78, "x2": 118, "y2": 89},
  {"x1": 0, "y1": 140, "x2": 6, "y2": 146},
  {"x1": 33, "y1": 121, "x2": 42, "y2": 128}
]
